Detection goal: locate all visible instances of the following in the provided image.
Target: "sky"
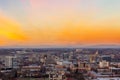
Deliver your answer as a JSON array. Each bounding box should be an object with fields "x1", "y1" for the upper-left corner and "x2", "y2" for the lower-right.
[{"x1": 0, "y1": 0, "x2": 120, "y2": 47}]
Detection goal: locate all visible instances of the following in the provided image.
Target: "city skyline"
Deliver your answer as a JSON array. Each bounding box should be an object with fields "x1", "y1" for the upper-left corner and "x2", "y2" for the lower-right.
[{"x1": 0, "y1": 0, "x2": 120, "y2": 47}]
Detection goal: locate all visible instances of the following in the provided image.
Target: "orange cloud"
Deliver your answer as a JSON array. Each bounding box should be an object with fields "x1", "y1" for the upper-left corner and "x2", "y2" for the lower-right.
[
  {"x1": 0, "y1": 13, "x2": 27, "y2": 46},
  {"x1": 56, "y1": 20, "x2": 120, "y2": 45},
  {"x1": 21, "y1": 14, "x2": 120, "y2": 46}
]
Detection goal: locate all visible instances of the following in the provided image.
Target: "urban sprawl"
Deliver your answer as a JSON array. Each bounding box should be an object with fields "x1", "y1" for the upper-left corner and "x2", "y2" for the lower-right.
[{"x1": 0, "y1": 48, "x2": 120, "y2": 80}]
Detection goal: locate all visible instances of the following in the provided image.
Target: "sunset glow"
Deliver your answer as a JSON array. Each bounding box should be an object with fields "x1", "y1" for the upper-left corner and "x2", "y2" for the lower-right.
[{"x1": 0, "y1": 0, "x2": 120, "y2": 47}]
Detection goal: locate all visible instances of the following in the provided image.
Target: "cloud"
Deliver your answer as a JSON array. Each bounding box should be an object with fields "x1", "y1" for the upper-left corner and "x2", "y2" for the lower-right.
[{"x1": 0, "y1": 12, "x2": 27, "y2": 46}]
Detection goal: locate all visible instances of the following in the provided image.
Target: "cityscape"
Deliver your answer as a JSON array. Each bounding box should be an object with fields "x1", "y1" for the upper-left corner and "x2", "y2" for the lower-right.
[
  {"x1": 0, "y1": 0, "x2": 120, "y2": 80},
  {"x1": 0, "y1": 48, "x2": 119, "y2": 80}
]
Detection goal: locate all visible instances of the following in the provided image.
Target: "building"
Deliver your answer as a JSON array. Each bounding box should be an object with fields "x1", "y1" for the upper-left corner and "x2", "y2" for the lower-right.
[
  {"x1": 99, "y1": 60, "x2": 109, "y2": 68},
  {"x1": 101, "y1": 55, "x2": 112, "y2": 62},
  {"x1": 4, "y1": 55, "x2": 19, "y2": 68},
  {"x1": 5, "y1": 56, "x2": 14, "y2": 68}
]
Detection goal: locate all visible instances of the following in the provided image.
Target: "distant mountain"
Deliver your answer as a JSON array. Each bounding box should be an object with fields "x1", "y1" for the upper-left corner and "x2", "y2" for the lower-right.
[{"x1": 0, "y1": 44, "x2": 120, "y2": 48}]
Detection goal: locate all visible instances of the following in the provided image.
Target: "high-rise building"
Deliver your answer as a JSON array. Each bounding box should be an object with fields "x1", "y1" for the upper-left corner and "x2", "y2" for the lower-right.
[
  {"x1": 4, "y1": 56, "x2": 19, "y2": 68},
  {"x1": 90, "y1": 50, "x2": 100, "y2": 63},
  {"x1": 5, "y1": 56, "x2": 14, "y2": 68}
]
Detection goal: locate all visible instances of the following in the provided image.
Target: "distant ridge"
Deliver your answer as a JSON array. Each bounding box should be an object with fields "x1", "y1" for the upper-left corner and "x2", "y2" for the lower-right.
[{"x1": 0, "y1": 44, "x2": 120, "y2": 49}]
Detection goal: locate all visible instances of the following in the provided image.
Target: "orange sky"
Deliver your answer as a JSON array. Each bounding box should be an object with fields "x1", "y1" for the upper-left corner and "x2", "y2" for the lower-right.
[{"x1": 0, "y1": 0, "x2": 120, "y2": 47}]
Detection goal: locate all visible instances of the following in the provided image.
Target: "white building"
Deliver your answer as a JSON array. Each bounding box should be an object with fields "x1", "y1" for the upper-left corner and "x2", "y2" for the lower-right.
[
  {"x1": 5, "y1": 56, "x2": 14, "y2": 68},
  {"x1": 94, "y1": 78, "x2": 120, "y2": 80},
  {"x1": 99, "y1": 60, "x2": 109, "y2": 68},
  {"x1": 5, "y1": 56, "x2": 18, "y2": 68},
  {"x1": 88, "y1": 71, "x2": 120, "y2": 80},
  {"x1": 56, "y1": 60, "x2": 72, "y2": 67}
]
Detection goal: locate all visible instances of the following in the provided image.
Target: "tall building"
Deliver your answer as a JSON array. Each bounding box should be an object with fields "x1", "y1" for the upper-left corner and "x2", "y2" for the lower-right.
[
  {"x1": 89, "y1": 50, "x2": 100, "y2": 63},
  {"x1": 4, "y1": 56, "x2": 19, "y2": 68},
  {"x1": 5, "y1": 56, "x2": 14, "y2": 68}
]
